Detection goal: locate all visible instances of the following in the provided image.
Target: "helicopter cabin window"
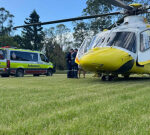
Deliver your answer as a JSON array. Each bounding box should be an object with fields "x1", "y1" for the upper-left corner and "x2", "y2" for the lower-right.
[
  {"x1": 140, "y1": 30, "x2": 150, "y2": 52},
  {"x1": 107, "y1": 32, "x2": 136, "y2": 53}
]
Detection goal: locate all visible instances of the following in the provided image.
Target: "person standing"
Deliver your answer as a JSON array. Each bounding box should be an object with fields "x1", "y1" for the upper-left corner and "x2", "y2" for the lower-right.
[
  {"x1": 66, "y1": 49, "x2": 74, "y2": 78},
  {"x1": 71, "y1": 49, "x2": 78, "y2": 78},
  {"x1": 78, "y1": 65, "x2": 86, "y2": 78}
]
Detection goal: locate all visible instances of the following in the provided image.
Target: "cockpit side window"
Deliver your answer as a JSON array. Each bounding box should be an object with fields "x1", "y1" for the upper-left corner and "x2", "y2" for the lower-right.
[
  {"x1": 140, "y1": 30, "x2": 150, "y2": 52},
  {"x1": 107, "y1": 32, "x2": 136, "y2": 53}
]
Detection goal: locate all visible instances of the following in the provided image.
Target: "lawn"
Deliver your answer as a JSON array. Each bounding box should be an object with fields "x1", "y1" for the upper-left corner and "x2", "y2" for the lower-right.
[{"x1": 0, "y1": 74, "x2": 150, "y2": 135}]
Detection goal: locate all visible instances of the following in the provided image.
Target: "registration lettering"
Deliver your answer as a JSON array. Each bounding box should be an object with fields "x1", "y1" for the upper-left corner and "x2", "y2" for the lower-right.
[{"x1": 28, "y1": 64, "x2": 40, "y2": 68}]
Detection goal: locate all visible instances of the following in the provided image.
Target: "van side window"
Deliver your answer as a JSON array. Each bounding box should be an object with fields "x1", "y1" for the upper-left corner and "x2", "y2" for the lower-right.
[
  {"x1": 140, "y1": 30, "x2": 150, "y2": 52},
  {"x1": 40, "y1": 54, "x2": 48, "y2": 62},
  {"x1": 10, "y1": 51, "x2": 38, "y2": 62},
  {"x1": 0, "y1": 49, "x2": 5, "y2": 60}
]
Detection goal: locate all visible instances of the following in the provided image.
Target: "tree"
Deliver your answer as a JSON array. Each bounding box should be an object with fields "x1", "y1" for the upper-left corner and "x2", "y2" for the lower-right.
[
  {"x1": 83, "y1": 0, "x2": 135, "y2": 34},
  {"x1": 44, "y1": 39, "x2": 66, "y2": 70},
  {"x1": 44, "y1": 24, "x2": 73, "y2": 70},
  {"x1": 83, "y1": 0, "x2": 113, "y2": 34},
  {"x1": 0, "y1": 35, "x2": 18, "y2": 47},
  {"x1": 0, "y1": 8, "x2": 16, "y2": 47},
  {"x1": 44, "y1": 27, "x2": 56, "y2": 43},
  {"x1": 73, "y1": 22, "x2": 90, "y2": 48},
  {"x1": 0, "y1": 7, "x2": 15, "y2": 47},
  {"x1": 55, "y1": 24, "x2": 72, "y2": 49},
  {"x1": 45, "y1": 24, "x2": 73, "y2": 50},
  {"x1": 22, "y1": 10, "x2": 44, "y2": 50},
  {"x1": 137, "y1": 0, "x2": 150, "y2": 23},
  {"x1": 13, "y1": 35, "x2": 24, "y2": 48},
  {"x1": 0, "y1": 7, "x2": 14, "y2": 36}
]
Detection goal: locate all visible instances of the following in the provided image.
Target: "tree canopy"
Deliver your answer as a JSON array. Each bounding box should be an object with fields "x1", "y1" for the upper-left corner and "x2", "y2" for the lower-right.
[
  {"x1": 1, "y1": 1, "x2": 150, "y2": 70},
  {"x1": 21, "y1": 10, "x2": 44, "y2": 51},
  {"x1": 0, "y1": 7, "x2": 14, "y2": 36}
]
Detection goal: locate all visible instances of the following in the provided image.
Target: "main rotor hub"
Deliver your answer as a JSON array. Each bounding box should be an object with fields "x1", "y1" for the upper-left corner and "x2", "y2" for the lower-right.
[{"x1": 129, "y1": 3, "x2": 142, "y2": 8}]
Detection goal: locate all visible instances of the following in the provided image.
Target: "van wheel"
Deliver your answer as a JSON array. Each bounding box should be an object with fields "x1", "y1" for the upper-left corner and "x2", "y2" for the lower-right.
[
  {"x1": 1, "y1": 74, "x2": 9, "y2": 77},
  {"x1": 33, "y1": 74, "x2": 40, "y2": 77},
  {"x1": 16, "y1": 69, "x2": 24, "y2": 77},
  {"x1": 46, "y1": 69, "x2": 53, "y2": 76}
]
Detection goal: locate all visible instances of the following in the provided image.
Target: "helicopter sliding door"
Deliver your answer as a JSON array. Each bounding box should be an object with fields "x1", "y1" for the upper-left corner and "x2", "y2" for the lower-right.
[{"x1": 138, "y1": 30, "x2": 150, "y2": 65}]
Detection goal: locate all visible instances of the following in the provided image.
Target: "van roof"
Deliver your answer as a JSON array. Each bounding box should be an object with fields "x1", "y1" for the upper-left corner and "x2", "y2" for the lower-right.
[{"x1": 0, "y1": 48, "x2": 41, "y2": 53}]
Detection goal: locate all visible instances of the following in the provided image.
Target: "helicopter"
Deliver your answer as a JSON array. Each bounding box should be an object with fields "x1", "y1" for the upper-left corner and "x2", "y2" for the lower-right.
[{"x1": 14, "y1": 0, "x2": 150, "y2": 81}]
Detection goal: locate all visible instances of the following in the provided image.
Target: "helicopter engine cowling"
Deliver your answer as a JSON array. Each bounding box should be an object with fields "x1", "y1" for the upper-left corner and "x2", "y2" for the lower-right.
[{"x1": 123, "y1": 16, "x2": 147, "y2": 27}]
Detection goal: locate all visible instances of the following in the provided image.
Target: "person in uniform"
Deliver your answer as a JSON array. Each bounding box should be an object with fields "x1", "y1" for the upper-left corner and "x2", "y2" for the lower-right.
[{"x1": 66, "y1": 49, "x2": 74, "y2": 78}]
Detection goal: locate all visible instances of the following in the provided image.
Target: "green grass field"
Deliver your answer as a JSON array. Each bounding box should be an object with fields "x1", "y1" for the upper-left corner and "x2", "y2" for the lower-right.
[{"x1": 1, "y1": 74, "x2": 150, "y2": 135}]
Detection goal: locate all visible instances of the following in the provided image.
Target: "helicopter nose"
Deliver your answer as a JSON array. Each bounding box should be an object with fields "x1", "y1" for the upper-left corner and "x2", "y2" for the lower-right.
[{"x1": 79, "y1": 47, "x2": 134, "y2": 73}]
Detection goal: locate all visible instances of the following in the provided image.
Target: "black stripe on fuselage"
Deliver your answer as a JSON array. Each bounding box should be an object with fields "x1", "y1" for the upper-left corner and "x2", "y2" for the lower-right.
[{"x1": 115, "y1": 59, "x2": 134, "y2": 74}]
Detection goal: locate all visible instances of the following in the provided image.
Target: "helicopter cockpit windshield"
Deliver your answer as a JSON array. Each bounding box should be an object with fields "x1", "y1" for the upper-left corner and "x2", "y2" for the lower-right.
[
  {"x1": 91, "y1": 32, "x2": 110, "y2": 48},
  {"x1": 76, "y1": 38, "x2": 92, "y2": 60},
  {"x1": 107, "y1": 32, "x2": 137, "y2": 53},
  {"x1": 76, "y1": 31, "x2": 110, "y2": 60}
]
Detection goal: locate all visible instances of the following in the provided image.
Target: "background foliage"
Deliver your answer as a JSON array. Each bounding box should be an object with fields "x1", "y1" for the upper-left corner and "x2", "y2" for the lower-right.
[{"x1": 0, "y1": 0, "x2": 150, "y2": 69}]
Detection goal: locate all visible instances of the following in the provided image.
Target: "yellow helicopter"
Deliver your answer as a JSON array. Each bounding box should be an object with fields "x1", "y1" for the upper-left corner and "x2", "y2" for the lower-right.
[{"x1": 14, "y1": 0, "x2": 150, "y2": 81}]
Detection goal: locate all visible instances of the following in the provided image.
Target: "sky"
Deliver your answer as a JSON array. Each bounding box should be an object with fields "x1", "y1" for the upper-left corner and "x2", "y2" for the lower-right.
[{"x1": 1, "y1": 0, "x2": 87, "y2": 35}]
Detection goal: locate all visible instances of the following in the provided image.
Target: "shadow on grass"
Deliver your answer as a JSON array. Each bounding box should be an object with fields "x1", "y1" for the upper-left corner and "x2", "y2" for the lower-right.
[
  {"x1": 1, "y1": 74, "x2": 150, "y2": 83},
  {"x1": 87, "y1": 76, "x2": 150, "y2": 84},
  {"x1": 115, "y1": 77, "x2": 150, "y2": 82},
  {"x1": 0, "y1": 75, "x2": 52, "y2": 79}
]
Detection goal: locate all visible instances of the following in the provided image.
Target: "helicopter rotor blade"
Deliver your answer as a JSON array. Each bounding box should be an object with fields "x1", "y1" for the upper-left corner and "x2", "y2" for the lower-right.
[
  {"x1": 106, "y1": 0, "x2": 133, "y2": 10},
  {"x1": 13, "y1": 12, "x2": 121, "y2": 29}
]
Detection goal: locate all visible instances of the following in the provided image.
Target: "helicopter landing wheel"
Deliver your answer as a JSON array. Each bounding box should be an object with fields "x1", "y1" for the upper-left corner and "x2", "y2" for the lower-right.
[
  {"x1": 102, "y1": 75, "x2": 110, "y2": 81},
  {"x1": 108, "y1": 75, "x2": 115, "y2": 81},
  {"x1": 101, "y1": 75, "x2": 115, "y2": 81},
  {"x1": 123, "y1": 74, "x2": 130, "y2": 80},
  {"x1": 101, "y1": 75, "x2": 106, "y2": 81}
]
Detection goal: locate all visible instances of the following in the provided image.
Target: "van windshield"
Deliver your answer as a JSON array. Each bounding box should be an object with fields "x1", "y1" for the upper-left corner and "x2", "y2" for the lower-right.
[{"x1": 0, "y1": 49, "x2": 5, "y2": 60}]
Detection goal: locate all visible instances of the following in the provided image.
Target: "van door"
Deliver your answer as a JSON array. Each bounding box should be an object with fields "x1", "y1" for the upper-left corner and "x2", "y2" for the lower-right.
[
  {"x1": 0, "y1": 49, "x2": 7, "y2": 69},
  {"x1": 138, "y1": 30, "x2": 150, "y2": 65}
]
